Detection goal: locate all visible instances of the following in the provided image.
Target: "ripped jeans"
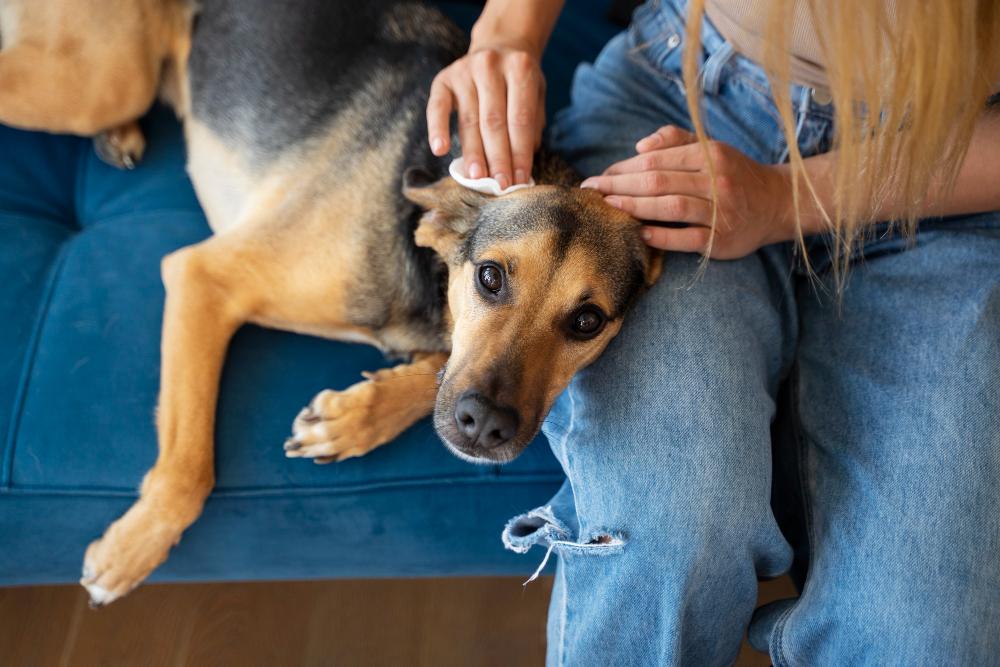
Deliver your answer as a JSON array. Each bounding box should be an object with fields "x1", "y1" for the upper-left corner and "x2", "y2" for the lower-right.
[{"x1": 503, "y1": 1, "x2": 1000, "y2": 665}]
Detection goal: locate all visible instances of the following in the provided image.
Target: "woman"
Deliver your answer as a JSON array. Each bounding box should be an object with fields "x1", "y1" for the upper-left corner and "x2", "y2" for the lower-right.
[{"x1": 428, "y1": 0, "x2": 1000, "y2": 664}]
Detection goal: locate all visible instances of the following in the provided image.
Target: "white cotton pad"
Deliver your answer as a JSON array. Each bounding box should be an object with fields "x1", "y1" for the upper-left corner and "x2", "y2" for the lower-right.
[{"x1": 449, "y1": 157, "x2": 535, "y2": 196}]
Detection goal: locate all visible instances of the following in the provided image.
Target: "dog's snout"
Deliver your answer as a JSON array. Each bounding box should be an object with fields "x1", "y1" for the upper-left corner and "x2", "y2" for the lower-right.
[{"x1": 454, "y1": 391, "x2": 519, "y2": 450}]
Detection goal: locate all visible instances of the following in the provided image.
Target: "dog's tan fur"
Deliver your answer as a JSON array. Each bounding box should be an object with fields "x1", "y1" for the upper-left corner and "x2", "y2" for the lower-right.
[
  {"x1": 1, "y1": 0, "x2": 661, "y2": 604},
  {"x1": 81, "y1": 104, "x2": 453, "y2": 603},
  {"x1": 0, "y1": 0, "x2": 189, "y2": 165}
]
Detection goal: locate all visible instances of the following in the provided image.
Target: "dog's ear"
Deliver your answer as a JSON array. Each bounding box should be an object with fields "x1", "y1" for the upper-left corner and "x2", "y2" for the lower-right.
[
  {"x1": 644, "y1": 247, "x2": 664, "y2": 287},
  {"x1": 403, "y1": 168, "x2": 489, "y2": 263}
]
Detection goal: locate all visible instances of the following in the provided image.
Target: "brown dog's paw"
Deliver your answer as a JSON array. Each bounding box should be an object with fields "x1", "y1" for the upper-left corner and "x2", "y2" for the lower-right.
[
  {"x1": 94, "y1": 122, "x2": 146, "y2": 170},
  {"x1": 80, "y1": 502, "x2": 180, "y2": 607},
  {"x1": 285, "y1": 382, "x2": 385, "y2": 463}
]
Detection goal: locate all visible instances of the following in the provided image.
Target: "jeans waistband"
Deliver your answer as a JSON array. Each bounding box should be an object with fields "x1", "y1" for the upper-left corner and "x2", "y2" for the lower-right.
[
  {"x1": 632, "y1": 0, "x2": 835, "y2": 124},
  {"x1": 632, "y1": 0, "x2": 730, "y2": 70}
]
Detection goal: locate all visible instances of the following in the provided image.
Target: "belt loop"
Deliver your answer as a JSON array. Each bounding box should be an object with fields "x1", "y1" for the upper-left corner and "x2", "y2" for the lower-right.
[
  {"x1": 776, "y1": 87, "x2": 813, "y2": 163},
  {"x1": 700, "y1": 42, "x2": 735, "y2": 95}
]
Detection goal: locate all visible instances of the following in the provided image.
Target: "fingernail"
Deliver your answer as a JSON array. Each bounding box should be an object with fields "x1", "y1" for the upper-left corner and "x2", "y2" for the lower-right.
[
  {"x1": 641, "y1": 228, "x2": 653, "y2": 241},
  {"x1": 495, "y1": 173, "x2": 509, "y2": 190},
  {"x1": 515, "y1": 169, "x2": 527, "y2": 184},
  {"x1": 431, "y1": 137, "x2": 445, "y2": 154},
  {"x1": 580, "y1": 178, "x2": 598, "y2": 189},
  {"x1": 468, "y1": 161, "x2": 484, "y2": 179},
  {"x1": 637, "y1": 133, "x2": 662, "y2": 151},
  {"x1": 605, "y1": 195, "x2": 622, "y2": 208}
]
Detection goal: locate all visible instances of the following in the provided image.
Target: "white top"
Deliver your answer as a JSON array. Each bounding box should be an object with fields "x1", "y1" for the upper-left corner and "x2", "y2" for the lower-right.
[{"x1": 705, "y1": 0, "x2": 836, "y2": 91}]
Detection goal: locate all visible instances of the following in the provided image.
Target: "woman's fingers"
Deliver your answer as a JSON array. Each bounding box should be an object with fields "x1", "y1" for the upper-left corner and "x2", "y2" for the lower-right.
[
  {"x1": 580, "y1": 170, "x2": 710, "y2": 198},
  {"x1": 603, "y1": 143, "x2": 707, "y2": 175},
  {"x1": 604, "y1": 193, "x2": 713, "y2": 224},
  {"x1": 535, "y1": 83, "x2": 546, "y2": 148},
  {"x1": 639, "y1": 225, "x2": 712, "y2": 253},
  {"x1": 426, "y1": 48, "x2": 545, "y2": 184},
  {"x1": 426, "y1": 76, "x2": 453, "y2": 156},
  {"x1": 472, "y1": 52, "x2": 513, "y2": 189},
  {"x1": 635, "y1": 125, "x2": 697, "y2": 153},
  {"x1": 505, "y1": 55, "x2": 541, "y2": 184},
  {"x1": 451, "y1": 79, "x2": 486, "y2": 179}
]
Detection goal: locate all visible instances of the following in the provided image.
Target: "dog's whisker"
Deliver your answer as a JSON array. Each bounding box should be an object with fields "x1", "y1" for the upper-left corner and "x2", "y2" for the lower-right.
[{"x1": 355, "y1": 371, "x2": 443, "y2": 382}]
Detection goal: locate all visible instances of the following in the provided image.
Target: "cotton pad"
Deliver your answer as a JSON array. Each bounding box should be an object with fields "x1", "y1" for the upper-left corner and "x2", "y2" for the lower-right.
[{"x1": 449, "y1": 157, "x2": 535, "y2": 196}]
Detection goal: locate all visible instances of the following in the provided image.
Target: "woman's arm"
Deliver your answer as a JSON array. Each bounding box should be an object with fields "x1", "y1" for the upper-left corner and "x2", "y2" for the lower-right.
[
  {"x1": 583, "y1": 109, "x2": 1000, "y2": 258},
  {"x1": 426, "y1": 0, "x2": 564, "y2": 188},
  {"x1": 791, "y1": 109, "x2": 1000, "y2": 234}
]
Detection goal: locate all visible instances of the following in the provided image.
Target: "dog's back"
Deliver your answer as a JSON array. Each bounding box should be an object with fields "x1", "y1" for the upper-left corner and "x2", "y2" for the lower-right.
[
  {"x1": 181, "y1": 0, "x2": 467, "y2": 354},
  {"x1": 188, "y1": 0, "x2": 465, "y2": 167}
]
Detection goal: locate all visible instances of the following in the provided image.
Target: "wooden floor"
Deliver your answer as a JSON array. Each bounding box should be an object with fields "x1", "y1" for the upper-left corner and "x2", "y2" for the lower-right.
[{"x1": 0, "y1": 576, "x2": 795, "y2": 666}]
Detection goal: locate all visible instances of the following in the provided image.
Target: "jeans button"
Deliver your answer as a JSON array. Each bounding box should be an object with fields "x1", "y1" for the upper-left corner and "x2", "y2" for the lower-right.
[
  {"x1": 810, "y1": 87, "x2": 833, "y2": 105},
  {"x1": 666, "y1": 33, "x2": 681, "y2": 49}
]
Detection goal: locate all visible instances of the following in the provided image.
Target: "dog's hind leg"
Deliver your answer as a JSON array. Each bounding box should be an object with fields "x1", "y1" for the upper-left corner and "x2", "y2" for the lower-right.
[
  {"x1": 286, "y1": 352, "x2": 449, "y2": 463},
  {"x1": 94, "y1": 120, "x2": 146, "y2": 169},
  {"x1": 81, "y1": 235, "x2": 252, "y2": 606}
]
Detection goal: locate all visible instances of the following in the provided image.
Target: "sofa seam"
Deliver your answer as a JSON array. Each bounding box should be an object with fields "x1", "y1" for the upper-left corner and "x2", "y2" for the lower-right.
[
  {"x1": 0, "y1": 472, "x2": 567, "y2": 499},
  {"x1": 83, "y1": 208, "x2": 208, "y2": 232},
  {"x1": 1, "y1": 242, "x2": 72, "y2": 491}
]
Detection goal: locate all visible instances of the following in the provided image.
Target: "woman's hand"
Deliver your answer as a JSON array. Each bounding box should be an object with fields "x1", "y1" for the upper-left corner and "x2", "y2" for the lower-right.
[
  {"x1": 581, "y1": 126, "x2": 799, "y2": 259},
  {"x1": 427, "y1": 46, "x2": 545, "y2": 189}
]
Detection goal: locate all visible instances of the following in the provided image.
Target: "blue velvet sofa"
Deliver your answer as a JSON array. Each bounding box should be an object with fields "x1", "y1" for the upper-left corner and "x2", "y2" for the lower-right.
[{"x1": 0, "y1": 2, "x2": 622, "y2": 585}]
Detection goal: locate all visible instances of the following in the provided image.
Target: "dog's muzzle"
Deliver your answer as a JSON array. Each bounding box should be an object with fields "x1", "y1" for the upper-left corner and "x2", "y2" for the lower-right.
[{"x1": 451, "y1": 390, "x2": 520, "y2": 453}]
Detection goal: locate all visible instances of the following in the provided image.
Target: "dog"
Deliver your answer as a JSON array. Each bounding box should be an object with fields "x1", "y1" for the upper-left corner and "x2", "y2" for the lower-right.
[{"x1": 0, "y1": 0, "x2": 663, "y2": 605}]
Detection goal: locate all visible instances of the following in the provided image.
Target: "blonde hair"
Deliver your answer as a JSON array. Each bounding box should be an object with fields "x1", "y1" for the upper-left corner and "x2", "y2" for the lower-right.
[{"x1": 682, "y1": 0, "x2": 1000, "y2": 285}]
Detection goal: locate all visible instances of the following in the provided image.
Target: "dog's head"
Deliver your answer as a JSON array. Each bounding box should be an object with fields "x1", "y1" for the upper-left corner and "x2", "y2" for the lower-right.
[{"x1": 404, "y1": 168, "x2": 662, "y2": 463}]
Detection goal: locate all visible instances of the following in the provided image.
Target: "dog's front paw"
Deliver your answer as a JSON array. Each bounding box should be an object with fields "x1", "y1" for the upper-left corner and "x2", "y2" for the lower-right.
[
  {"x1": 285, "y1": 382, "x2": 385, "y2": 463},
  {"x1": 80, "y1": 501, "x2": 180, "y2": 607}
]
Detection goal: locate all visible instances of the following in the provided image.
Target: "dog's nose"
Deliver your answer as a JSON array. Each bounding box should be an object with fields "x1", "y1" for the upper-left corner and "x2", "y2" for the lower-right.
[{"x1": 454, "y1": 391, "x2": 519, "y2": 449}]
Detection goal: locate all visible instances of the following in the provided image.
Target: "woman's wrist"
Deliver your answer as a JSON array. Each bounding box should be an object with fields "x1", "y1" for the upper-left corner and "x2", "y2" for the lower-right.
[
  {"x1": 469, "y1": 26, "x2": 542, "y2": 59},
  {"x1": 469, "y1": 0, "x2": 563, "y2": 60},
  {"x1": 769, "y1": 161, "x2": 834, "y2": 242}
]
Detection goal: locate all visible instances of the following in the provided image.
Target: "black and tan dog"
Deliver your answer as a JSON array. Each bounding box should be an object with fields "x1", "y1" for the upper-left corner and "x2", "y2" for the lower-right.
[{"x1": 0, "y1": 0, "x2": 662, "y2": 604}]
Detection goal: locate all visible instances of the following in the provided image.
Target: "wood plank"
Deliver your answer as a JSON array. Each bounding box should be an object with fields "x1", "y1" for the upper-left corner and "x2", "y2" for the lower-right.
[
  {"x1": 0, "y1": 585, "x2": 80, "y2": 666},
  {"x1": 0, "y1": 576, "x2": 794, "y2": 666}
]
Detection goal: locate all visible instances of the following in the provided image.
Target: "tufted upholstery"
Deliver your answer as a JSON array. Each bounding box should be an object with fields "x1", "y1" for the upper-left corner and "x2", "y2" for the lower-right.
[{"x1": 0, "y1": 2, "x2": 623, "y2": 584}]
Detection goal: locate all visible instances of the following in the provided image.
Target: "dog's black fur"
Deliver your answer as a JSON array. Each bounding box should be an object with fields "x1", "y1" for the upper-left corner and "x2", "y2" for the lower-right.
[{"x1": 189, "y1": 0, "x2": 469, "y2": 353}]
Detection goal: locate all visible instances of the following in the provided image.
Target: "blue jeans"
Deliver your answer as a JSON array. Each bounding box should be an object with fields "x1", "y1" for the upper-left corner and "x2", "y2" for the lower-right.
[{"x1": 503, "y1": 1, "x2": 1000, "y2": 664}]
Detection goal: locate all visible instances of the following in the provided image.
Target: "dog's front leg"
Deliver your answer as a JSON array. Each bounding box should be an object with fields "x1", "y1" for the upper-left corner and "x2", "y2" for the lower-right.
[
  {"x1": 81, "y1": 241, "x2": 246, "y2": 606},
  {"x1": 285, "y1": 352, "x2": 449, "y2": 463}
]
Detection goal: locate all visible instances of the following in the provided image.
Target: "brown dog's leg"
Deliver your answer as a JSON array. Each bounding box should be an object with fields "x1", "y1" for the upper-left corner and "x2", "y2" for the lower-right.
[
  {"x1": 81, "y1": 238, "x2": 249, "y2": 606},
  {"x1": 285, "y1": 352, "x2": 449, "y2": 462}
]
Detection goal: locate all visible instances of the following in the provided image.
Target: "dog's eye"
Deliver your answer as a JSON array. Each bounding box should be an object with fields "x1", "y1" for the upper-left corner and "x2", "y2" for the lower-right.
[
  {"x1": 478, "y1": 263, "x2": 503, "y2": 294},
  {"x1": 569, "y1": 307, "x2": 606, "y2": 339}
]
